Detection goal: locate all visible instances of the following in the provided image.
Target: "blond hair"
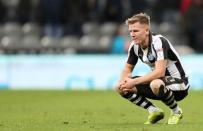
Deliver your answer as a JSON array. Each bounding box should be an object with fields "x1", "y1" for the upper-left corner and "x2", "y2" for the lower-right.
[{"x1": 125, "y1": 13, "x2": 150, "y2": 25}]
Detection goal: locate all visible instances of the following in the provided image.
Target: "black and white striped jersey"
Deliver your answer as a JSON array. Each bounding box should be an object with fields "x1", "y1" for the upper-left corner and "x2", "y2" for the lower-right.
[{"x1": 127, "y1": 33, "x2": 187, "y2": 80}]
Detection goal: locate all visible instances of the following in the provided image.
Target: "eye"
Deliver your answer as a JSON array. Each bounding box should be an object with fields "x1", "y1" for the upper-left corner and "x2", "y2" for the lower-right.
[{"x1": 129, "y1": 30, "x2": 138, "y2": 33}]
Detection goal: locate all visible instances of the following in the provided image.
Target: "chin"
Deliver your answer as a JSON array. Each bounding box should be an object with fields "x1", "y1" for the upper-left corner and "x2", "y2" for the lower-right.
[
  {"x1": 135, "y1": 42, "x2": 141, "y2": 45},
  {"x1": 133, "y1": 40, "x2": 140, "y2": 44}
]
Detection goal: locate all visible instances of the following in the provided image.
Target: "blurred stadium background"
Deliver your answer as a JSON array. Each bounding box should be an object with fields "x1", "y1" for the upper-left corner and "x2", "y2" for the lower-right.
[
  {"x1": 0, "y1": 0, "x2": 203, "y2": 130},
  {"x1": 0, "y1": 0, "x2": 202, "y2": 90}
]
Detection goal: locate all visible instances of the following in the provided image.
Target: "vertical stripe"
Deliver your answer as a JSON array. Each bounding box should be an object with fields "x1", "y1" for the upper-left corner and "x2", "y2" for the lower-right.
[
  {"x1": 175, "y1": 61, "x2": 186, "y2": 79},
  {"x1": 159, "y1": 36, "x2": 181, "y2": 60},
  {"x1": 138, "y1": 47, "x2": 143, "y2": 61},
  {"x1": 165, "y1": 68, "x2": 171, "y2": 77},
  {"x1": 154, "y1": 37, "x2": 165, "y2": 60},
  {"x1": 167, "y1": 63, "x2": 181, "y2": 78},
  {"x1": 159, "y1": 36, "x2": 186, "y2": 78},
  {"x1": 127, "y1": 43, "x2": 138, "y2": 65}
]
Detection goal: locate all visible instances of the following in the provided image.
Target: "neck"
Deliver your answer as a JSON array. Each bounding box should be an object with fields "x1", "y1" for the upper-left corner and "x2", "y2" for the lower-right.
[{"x1": 141, "y1": 36, "x2": 149, "y2": 49}]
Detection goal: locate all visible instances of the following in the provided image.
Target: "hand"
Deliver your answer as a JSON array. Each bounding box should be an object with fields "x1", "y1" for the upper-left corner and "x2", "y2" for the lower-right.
[
  {"x1": 115, "y1": 79, "x2": 127, "y2": 95},
  {"x1": 116, "y1": 76, "x2": 138, "y2": 93},
  {"x1": 123, "y1": 77, "x2": 136, "y2": 89},
  {"x1": 117, "y1": 79, "x2": 126, "y2": 91},
  {"x1": 123, "y1": 86, "x2": 137, "y2": 93}
]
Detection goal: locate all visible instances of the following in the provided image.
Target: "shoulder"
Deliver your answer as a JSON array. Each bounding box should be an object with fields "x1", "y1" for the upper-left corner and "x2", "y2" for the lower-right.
[
  {"x1": 127, "y1": 41, "x2": 139, "y2": 55},
  {"x1": 128, "y1": 41, "x2": 138, "y2": 51},
  {"x1": 151, "y1": 34, "x2": 171, "y2": 48},
  {"x1": 152, "y1": 34, "x2": 165, "y2": 43},
  {"x1": 128, "y1": 41, "x2": 134, "y2": 50}
]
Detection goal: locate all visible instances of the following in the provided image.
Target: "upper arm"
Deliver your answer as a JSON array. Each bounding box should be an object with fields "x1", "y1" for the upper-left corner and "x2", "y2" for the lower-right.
[
  {"x1": 120, "y1": 63, "x2": 135, "y2": 79},
  {"x1": 127, "y1": 43, "x2": 138, "y2": 65},
  {"x1": 154, "y1": 37, "x2": 170, "y2": 61},
  {"x1": 154, "y1": 60, "x2": 167, "y2": 76},
  {"x1": 124, "y1": 63, "x2": 135, "y2": 73},
  {"x1": 153, "y1": 37, "x2": 170, "y2": 75}
]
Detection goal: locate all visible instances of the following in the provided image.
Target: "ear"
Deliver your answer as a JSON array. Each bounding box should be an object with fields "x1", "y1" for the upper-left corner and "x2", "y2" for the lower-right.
[{"x1": 145, "y1": 28, "x2": 149, "y2": 35}]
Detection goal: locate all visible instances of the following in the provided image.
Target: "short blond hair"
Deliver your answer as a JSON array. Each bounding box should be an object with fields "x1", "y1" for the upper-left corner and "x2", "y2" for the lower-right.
[{"x1": 125, "y1": 13, "x2": 150, "y2": 25}]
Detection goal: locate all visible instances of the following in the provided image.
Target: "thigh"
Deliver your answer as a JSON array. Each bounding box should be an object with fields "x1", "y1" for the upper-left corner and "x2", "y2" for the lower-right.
[
  {"x1": 132, "y1": 76, "x2": 189, "y2": 100},
  {"x1": 136, "y1": 83, "x2": 160, "y2": 100},
  {"x1": 160, "y1": 76, "x2": 189, "y2": 91},
  {"x1": 161, "y1": 76, "x2": 189, "y2": 100},
  {"x1": 132, "y1": 76, "x2": 159, "y2": 100},
  {"x1": 173, "y1": 89, "x2": 189, "y2": 101},
  {"x1": 136, "y1": 83, "x2": 189, "y2": 101}
]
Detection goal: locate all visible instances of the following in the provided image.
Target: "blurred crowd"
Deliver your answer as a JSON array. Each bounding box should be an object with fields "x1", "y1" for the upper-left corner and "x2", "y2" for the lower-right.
[{"x1": 0, "y1": 0, "x2": 203, "y2": 54}]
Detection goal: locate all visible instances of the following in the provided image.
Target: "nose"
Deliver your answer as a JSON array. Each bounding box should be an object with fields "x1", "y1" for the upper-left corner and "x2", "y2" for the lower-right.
[
  {"x1": 130, "y1": 32, "x2": 135, "y2": 37},
  {"x1": 130, "y1": 33, "x2": 136, "y2": 39}
]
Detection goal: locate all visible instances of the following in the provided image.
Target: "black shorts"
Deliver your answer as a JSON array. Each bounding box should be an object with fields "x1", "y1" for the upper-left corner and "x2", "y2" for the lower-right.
[
  {"x1": 133, "y1": 76, "x2": 189, "y2": 101},
  {"x1": 136, "y1": 83, "x2": 188, "y2": 101}
]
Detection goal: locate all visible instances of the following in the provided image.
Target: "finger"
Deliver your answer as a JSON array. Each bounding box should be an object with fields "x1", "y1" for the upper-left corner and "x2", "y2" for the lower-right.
[
  {"x1": 124, "y1": 77, "x2": 130, "y2": 81},
  {"x1": 123, "y1": 78, "x2": 127, "y2": 82},
  {"x1": 120, "y1": 85, "x2": 125, "y2": 90},
  {"x1": 123, "y1": 89, "x2": 133, "y2": 92},
  {"x1": 120, "y1": 80, "x2": 126, "y2": 85},
  {"x1": 119, "y1": 84, "x2": 126, "y2": 90},
  {"x1": 123, "y1": 88, "x2": 135, "y2": 93}
]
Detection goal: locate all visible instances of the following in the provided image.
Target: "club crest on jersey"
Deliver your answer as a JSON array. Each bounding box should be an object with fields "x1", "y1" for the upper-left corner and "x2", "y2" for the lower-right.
[{"x1": 147, "y1": 53, "x2": 155, "y2": 61}]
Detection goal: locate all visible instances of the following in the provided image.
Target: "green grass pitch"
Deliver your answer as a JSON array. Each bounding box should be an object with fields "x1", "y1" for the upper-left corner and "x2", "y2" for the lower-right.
[{"x1": 0, "y1": 90, "x2": 202, "y2": 131}]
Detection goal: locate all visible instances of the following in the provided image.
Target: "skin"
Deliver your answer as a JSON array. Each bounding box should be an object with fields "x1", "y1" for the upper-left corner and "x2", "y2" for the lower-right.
[{"x1": 117, "y1": 22, "x2": 167, "y2": 94}]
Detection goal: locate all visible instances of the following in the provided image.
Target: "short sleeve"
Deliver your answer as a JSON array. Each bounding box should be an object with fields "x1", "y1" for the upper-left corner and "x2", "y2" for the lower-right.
[
  {"x1": 127, "y1": 44, "x2": 138, "y2": 65},
  {"x1": 154, "y1": 37, "x2": 170, "y2": 60}
]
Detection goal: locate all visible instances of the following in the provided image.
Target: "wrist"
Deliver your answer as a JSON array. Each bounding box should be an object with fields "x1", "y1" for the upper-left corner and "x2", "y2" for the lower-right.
[{"x1": 133, "y1": 78, "x2": 139, "y2": 85}]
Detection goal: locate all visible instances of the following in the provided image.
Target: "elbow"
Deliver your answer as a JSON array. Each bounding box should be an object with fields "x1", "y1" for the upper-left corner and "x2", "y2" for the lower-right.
[
  {"x1": 156, "y1": 70, "x2": 165, "y2": 78},
  {"x1": 160, "y1": 72, "x2": 165, "y2": 78}
]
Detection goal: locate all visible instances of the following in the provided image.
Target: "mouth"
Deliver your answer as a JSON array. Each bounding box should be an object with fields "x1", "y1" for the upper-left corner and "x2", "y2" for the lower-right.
[{"x1": 133, "y1": 38, "x2": 139, "y2": 43}]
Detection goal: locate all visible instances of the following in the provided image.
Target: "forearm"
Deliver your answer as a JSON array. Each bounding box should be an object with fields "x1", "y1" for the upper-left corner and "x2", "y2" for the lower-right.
[
  {"x1": 119, "y1": 63, "x2": 134, "y2": 80},
  {"x1": 133, "y1": 60, "x2": 167, "y2": 85},
  {"x1": 120, "y1": 69, "x2": 132, "y2": 80},
  {"x1": 134, "y1": 70, "x2": 165, "y2": 85}
]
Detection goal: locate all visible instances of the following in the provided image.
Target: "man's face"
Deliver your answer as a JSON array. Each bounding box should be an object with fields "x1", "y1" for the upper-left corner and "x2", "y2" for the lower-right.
[{"x1": 128, "y1": 22, "x2": 149, "y2": 46}]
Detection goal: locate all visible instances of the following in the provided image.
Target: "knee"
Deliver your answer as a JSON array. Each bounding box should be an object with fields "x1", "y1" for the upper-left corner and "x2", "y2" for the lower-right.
[
  {"x1": 115, "y1": 85, "x2": 128, "y2": 97},
  {"x1": 115, "y1": 84, "x2": 125, "y2": 96},
  {"x1": 115, "y1": 85, "x2": 137, "y2": 97},
  {"x1": 115, "y1": 86, "x2": 123, "y2": 95},
  {"x1": 150, "y1": 79, "x2": 165, "y2": 95}
]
